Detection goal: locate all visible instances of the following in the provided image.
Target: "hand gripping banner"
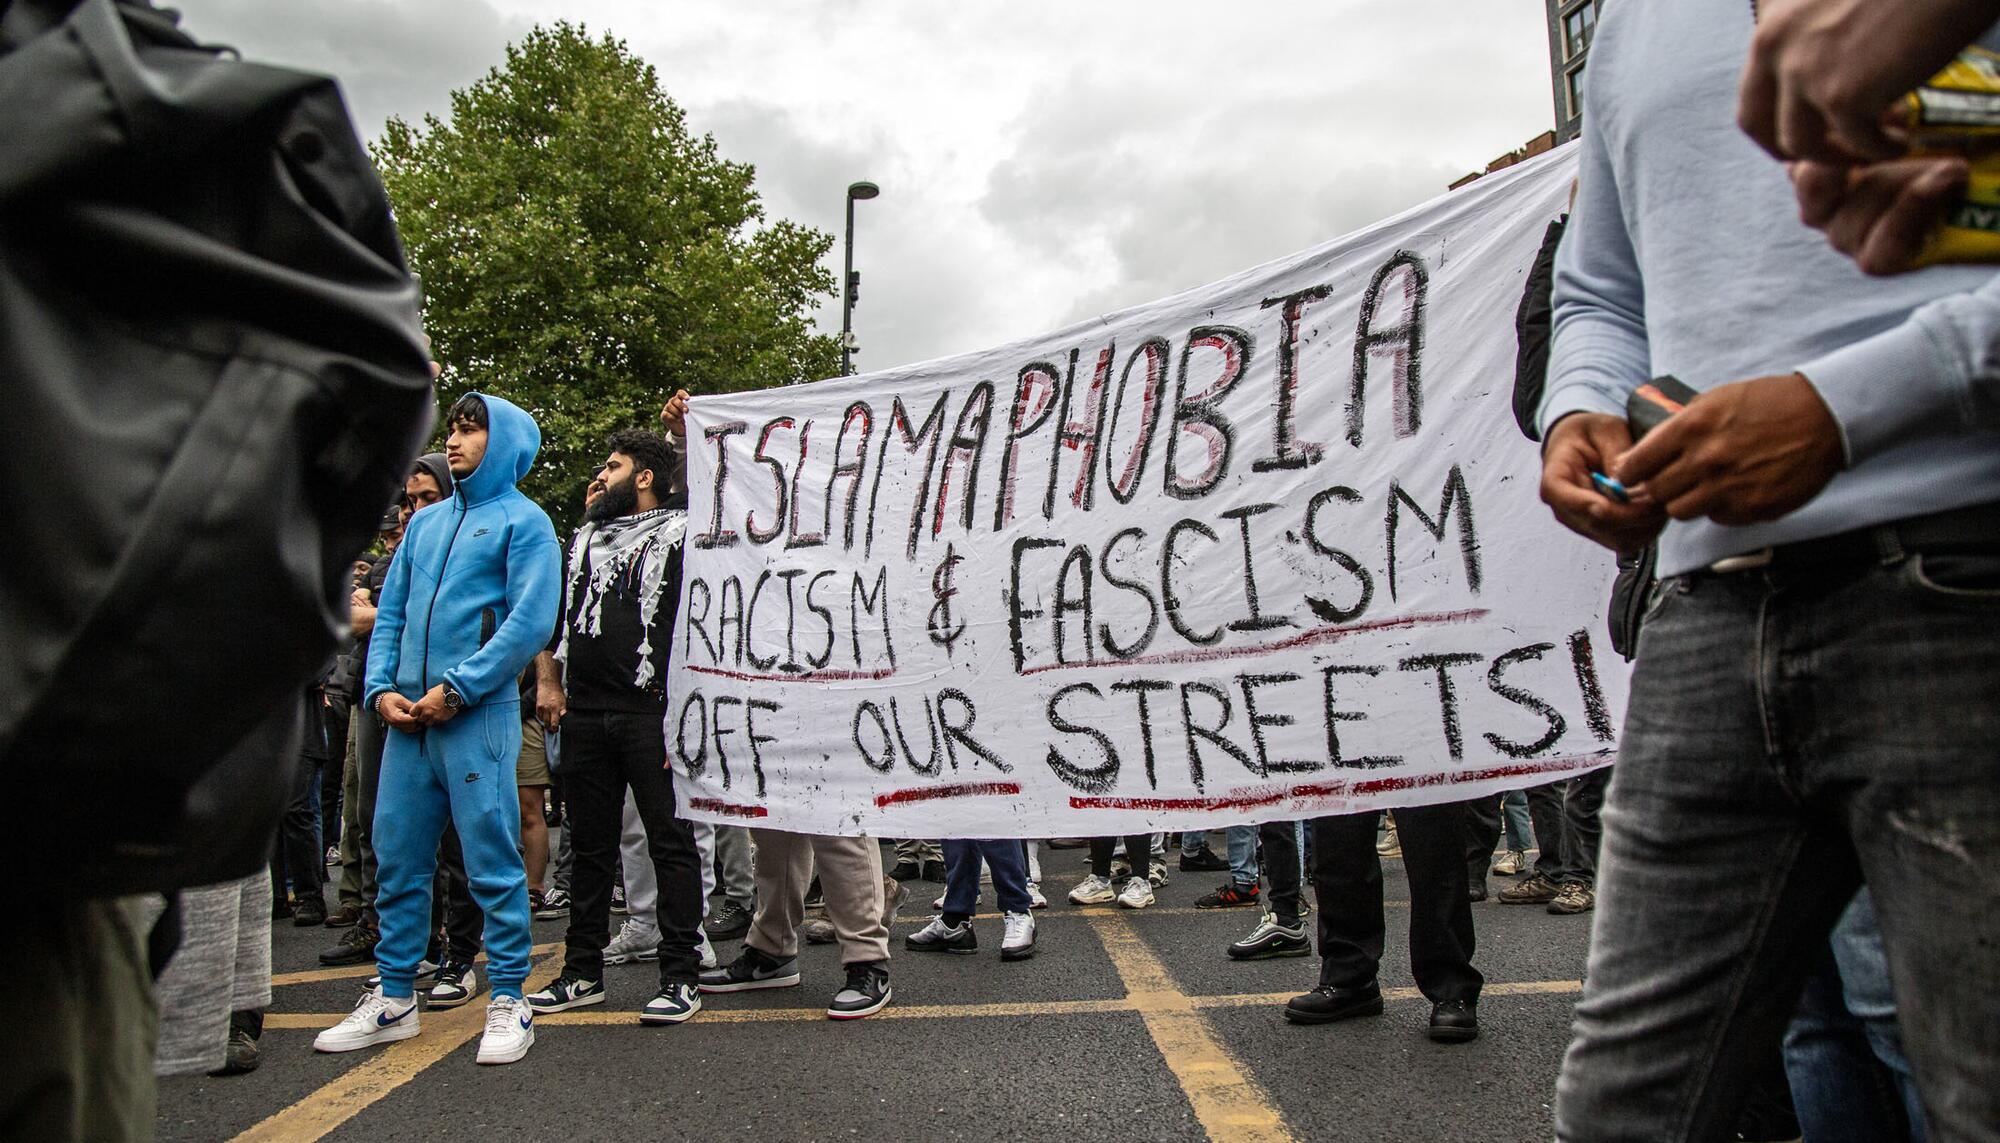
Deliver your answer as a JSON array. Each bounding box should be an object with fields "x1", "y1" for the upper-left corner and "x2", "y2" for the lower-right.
[{"x1": 669, "y1": 146, "x2": 1619, "y2": 837}]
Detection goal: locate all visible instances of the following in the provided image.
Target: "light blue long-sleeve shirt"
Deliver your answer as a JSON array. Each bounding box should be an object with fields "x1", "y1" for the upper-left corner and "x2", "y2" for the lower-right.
[{"x1": 1541, "y1": 0, "x2": 2000, "y2": 577}]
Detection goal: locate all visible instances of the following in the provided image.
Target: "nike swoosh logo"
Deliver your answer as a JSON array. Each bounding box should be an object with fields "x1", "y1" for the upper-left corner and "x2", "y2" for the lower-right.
[
  {"x1": 519, "y1": 1016, "x2": 532, "y2": 1030},
  {"x1": 376, "y1": 1009, "x2": 408, "y2": 1027},
  {"x1": 473, "y1": 528, "x2": 491, "y2": 537},
  {"x1": 464, "y1": 773, "x2": 482, "y2": 783}
]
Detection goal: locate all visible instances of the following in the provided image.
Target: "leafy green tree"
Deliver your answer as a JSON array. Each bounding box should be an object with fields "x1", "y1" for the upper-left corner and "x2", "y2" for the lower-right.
[{"x1": 372, "y1": 22, "x2": 840, "y2": 514}]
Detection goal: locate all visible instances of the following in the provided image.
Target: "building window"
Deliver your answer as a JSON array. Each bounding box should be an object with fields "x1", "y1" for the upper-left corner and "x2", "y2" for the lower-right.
[
  {"x1": 1564, "y1": 3, "x2": 1597, "y2": 60},
  {"x1": 1566, "y1": 63, "x2": 1587, "y2": 120}
]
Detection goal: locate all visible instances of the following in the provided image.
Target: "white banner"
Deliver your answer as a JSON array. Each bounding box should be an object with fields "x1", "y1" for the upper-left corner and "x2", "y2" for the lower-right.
[{"x1": 668, "y1": 146, "x2": 1619, "y2": 837}]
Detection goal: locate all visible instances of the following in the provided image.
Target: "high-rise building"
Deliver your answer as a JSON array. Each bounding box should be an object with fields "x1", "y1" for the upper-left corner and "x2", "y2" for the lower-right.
[{"x1": 1547, "y1": 0, "x2": 1600, "y2": 142}]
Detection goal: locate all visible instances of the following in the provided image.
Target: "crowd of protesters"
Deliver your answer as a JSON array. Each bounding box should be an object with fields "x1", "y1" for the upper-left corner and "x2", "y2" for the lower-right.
[{"x1": 10, "y1": 0, "x2": 2000, "y2": 1141}]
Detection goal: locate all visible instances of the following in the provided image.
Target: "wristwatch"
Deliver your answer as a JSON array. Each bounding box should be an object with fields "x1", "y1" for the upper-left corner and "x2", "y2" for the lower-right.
[{"x1": 442, "y1": 683, "x2": 465, "y2": 711}]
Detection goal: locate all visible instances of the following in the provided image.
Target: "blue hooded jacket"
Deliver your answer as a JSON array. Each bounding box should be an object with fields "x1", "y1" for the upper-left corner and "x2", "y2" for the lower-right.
[{"x1": 363, "y1": 393, "x2": 561, "y2": 712}]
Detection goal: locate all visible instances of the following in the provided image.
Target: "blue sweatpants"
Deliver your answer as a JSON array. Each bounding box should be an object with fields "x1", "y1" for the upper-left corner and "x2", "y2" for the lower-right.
[{"x1": 372, "y1": 704, "x2": 532, "y2": 999}]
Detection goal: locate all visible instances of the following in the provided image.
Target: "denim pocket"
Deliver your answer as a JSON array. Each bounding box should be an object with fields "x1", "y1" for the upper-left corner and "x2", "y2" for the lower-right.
[
  {"x1": 1904, "y1": 551, "x2": 2000, "y2": 600},
  {"x1": 1640, "y1": 575, "x2": 1690, "y2": 625}
]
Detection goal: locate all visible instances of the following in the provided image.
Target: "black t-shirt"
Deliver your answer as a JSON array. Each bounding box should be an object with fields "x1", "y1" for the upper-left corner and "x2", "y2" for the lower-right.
[{"x1": 559, "y1": 495, "x2": 685, "y2": 714}]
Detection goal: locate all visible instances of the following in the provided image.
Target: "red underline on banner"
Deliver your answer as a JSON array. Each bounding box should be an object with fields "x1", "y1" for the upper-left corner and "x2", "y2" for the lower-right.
[
  {"x1": 876, "y1": 781, "x2": 1023, "y2": 808},
  {"x1": 685, "y1": 665, "x2": 897, "y2": 683},
  {"x1": 1067, "y1": 752, "x2": 1615, "y2": 812},
  {"x1": 1018, "y1": 608, "x2": 1491, "y2": 677},
  {"x1": 688, "y1": 797, "x2": 769, "y2": 818}
]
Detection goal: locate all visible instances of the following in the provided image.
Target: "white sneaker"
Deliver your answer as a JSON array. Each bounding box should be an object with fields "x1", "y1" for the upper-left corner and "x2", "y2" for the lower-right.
[
  {"x1": 476, "y1": 996, "x2": 535, "y2": 1065},
  {"x1": 1027, "y1": 882, "x2": 1048, "y2": 910},
  {"x1": 697, "y1": 930, "x2": 718, "y2": 970},
  {"x1": 603, "y1": 919, "x2": 661, "y2": 965},
  {"x1": 1117, "y1": 876, "x2": 1156, "y2": 909},
  {"x1": 314, "y1": 987, "x2": 420, "y2": 1053},
  {"x1": 1000, "y1": 911, "x2": 1037, "y2": 961},
  {"x1": 1069, "y1": 874, "x2": 1116, "y2": 905}
]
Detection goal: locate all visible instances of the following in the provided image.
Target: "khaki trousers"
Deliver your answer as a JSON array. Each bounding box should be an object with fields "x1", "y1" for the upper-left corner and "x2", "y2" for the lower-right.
[{"x1": 745, "y1": 830, "x2": 890, "y2": 965}]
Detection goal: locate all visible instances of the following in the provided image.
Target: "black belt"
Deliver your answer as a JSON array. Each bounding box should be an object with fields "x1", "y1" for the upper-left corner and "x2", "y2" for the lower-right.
[{"x1": 1703, "y1": 501, "x2": 2000, "y2": 575}]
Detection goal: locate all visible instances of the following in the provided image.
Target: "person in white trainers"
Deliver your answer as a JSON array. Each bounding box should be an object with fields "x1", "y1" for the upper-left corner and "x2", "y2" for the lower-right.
[
  {"x1": 905, "y1": 838, "x2": 1037, "y2": 960},
  {"x1": 529, "y1": 425, "x2": 704, "y2": 1028},
  {"x1": 1069, "y1": 834, "x2": 1156, "y2": 909}
]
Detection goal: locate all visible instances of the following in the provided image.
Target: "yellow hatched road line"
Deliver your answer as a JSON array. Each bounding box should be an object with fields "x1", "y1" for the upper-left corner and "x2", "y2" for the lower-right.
[
  {"x1": 230, "y1": 955, "x2": 561, "y2": 1143},
  {"x1": 1086, "y1": 912, "x2": 1297, "y2": 1143}
]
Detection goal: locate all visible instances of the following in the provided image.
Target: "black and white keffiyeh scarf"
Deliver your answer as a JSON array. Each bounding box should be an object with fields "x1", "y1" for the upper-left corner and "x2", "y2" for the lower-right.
[{"x1": 553, "y1": 506, "x2": 688, "y2": 688}]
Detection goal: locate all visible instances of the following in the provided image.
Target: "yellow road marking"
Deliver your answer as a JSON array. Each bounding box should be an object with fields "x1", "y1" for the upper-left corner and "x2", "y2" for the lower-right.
[
  {"x1": 1087, "y1": 913, "x2": 1297, "y2": 1143},
  {"x1": 1193, "y1": 979, "x2": 1583, "y2": 1010},
  {"x1": 262, "y1": 978, "x2": 1584, "y2": 1030},
  {"x1": 269, "y1": 942, "x2": 561, "y2": 988},
  {"x1": 231, "y1": 955, "x2": 560, "y2": 1143}
]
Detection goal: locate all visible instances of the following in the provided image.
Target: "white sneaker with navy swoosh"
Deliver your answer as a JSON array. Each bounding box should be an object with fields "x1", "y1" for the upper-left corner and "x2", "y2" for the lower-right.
[
  {"x1": 314, "y1": 987, "x2": 420, "y2": 1053},
  {"x1": 476, "y1": 996, "x2": 534, "y2": 1065}
]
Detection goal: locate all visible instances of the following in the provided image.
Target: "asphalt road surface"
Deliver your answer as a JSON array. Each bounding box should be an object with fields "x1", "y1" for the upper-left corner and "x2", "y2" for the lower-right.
[{"x1": 157, "y1": 839, "x2": 1592, "y2": 1143}]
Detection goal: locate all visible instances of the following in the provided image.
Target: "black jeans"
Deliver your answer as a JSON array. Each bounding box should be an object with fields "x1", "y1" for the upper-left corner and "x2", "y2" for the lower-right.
[
  {"x1": 431, "y1": 825, "x2": 483, "y2": 965},
  {"x1": 1311, "y1": 802, "x2": 1481, "y2": 1004},
  {"x1": 355, "y1": 708, "x2": 387, "y2": 927},
  {"x1": 1526, "y1": 768, "x2": 1608, "y2": 886},
  {"x1": 272, "y1": 753, "x2": 324, "y2": 902},
  {"x1": 1461, "y1": 796, "x2": 1503, "y2": 891},
  {"x1": 1258, "y1": 820, "x2": 1306, "y2": 922},
  {"x1": 562, "y1": 709, "x2": 702, "y2": 987}
]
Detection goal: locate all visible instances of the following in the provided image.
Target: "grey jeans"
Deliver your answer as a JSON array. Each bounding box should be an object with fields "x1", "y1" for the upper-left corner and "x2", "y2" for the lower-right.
[{"x1": 1555, "y1": 552, "x2": 2000, "y2": 1142}]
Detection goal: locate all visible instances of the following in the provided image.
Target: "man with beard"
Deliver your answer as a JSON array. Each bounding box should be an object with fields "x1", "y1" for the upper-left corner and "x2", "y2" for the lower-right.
[{"x1": 526, "y1": 426, "x2": 707, "y2": 1026}]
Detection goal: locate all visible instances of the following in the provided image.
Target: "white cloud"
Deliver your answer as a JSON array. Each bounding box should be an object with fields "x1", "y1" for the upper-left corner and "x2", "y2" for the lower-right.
[{"x1": 169, "y1": 0, "x2": 1558, "y2": 374}]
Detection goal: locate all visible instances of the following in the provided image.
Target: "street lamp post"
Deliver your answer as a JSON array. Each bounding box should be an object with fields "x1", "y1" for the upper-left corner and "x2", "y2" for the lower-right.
[{"x1": 840, "y1": 180, "x2": 879, "y2": 376}]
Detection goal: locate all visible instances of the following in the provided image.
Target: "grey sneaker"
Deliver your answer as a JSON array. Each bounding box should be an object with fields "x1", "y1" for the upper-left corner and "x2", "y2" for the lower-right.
[
  {"x1": 826, "y1": 961, "x2": 891, "y2": 1020},
  {"x1": 603, "y1": 919, "x2": 661, "y2": 965},
  {"x1": 699, "y1": 947, "x2": 801, "y2": 993}
]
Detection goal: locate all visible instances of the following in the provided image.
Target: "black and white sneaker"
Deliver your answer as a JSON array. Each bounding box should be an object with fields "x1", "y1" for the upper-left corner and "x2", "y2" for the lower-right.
[
  {"x1": 428, "y1": 962, "x2": 478, "y2": 1009},
  {"x1": 904, "y1": 916, "x2": 977, "y2": 954},
  {"x1": 826, "y1": 961, "x2": 892, "y2": 1020},
  {"x1": 366, "y1": 959, "x2": 440, "y2": 990},
  {"x1": 524, "y1": 972, "x2": 605, "y2": 1014},
  {"x1": 698, "y1": 946, "x2": 801, "y2": 993},
  {"x1": 640, "y1": 982, "x2": 703, "y2": 1025},
  {"x1": 533, "y1": 888, "x2": 571, "y2": 919},
  {"x1": 1227, "y1": 913, "x2": 1312, "y2": 960},
  {"x1": 610, "y1": 884, "x2": 628, "y2": 914}
]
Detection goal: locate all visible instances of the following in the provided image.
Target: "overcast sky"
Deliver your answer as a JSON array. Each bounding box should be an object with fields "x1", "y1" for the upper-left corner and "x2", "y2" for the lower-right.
[{"x1": 174, "y1": 0, "x2": 1559, "y2": 374}]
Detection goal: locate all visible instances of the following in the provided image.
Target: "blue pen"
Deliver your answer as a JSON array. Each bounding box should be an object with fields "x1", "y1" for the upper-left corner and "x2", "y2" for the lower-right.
[{"x1": 1590, "y1": 471, "x2": 1630, "y2": 503}]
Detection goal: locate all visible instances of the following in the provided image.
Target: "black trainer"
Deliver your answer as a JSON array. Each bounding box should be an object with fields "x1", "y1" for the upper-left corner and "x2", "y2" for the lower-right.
[
  {"x1": 1428, "y1": 998, "x2": 1479, "y2": 1043},
  {"x1": 920, "y1": 860, "x2": 948, "y2": 883},
  {"x1": 1179, "y1": 846, "x2": 1229, "y2": 872},
  {"x1": 206, "y1": 1028, "x2": 260, "y2": 1077},
  {"x1": 1283, "y1": 982, "x2": 1384, "y2": 1025},
  {"x1": 525, "y1": 972, "x2": 606, "y2": 1014},
  {"x1": 904, "y1": 917, "x2": 978, "y2": 954},
  {"x1": 318, "y1": 923, "x2": 378, "y2": 967},
  {"x1": 1227, "y1": 914, "x2": 1312, "y2": 960},
  {"x1": 292, "y1": 895, "x2": 327, "y2": 927},
  {"x1": 703, "y1": 900, "x2": 753, "y2": 941},
  {"x1": 699, "y1": 946, "x2": 801, "y2": 993},
  {"x1": 887, "y1": 859, "x2": 922, "y2": 883},
  {"x1": 827, "y1": 961, "x2": 892, "y2": 1020}
]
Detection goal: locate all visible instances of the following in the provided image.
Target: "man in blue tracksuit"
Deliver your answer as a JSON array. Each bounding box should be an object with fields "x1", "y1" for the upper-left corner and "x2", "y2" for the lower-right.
[{"x1": 314, "y1": 392, "x2": 561, "y2": 1067}]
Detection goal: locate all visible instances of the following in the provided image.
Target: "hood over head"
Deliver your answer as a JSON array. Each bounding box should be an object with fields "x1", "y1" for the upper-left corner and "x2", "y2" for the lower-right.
[
  {"x1": 412, "y1": 452, "x2": 455, "y2": 500},
  {"x1": 457, "y1": 392, "x2": 541, "y2": 506}
]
